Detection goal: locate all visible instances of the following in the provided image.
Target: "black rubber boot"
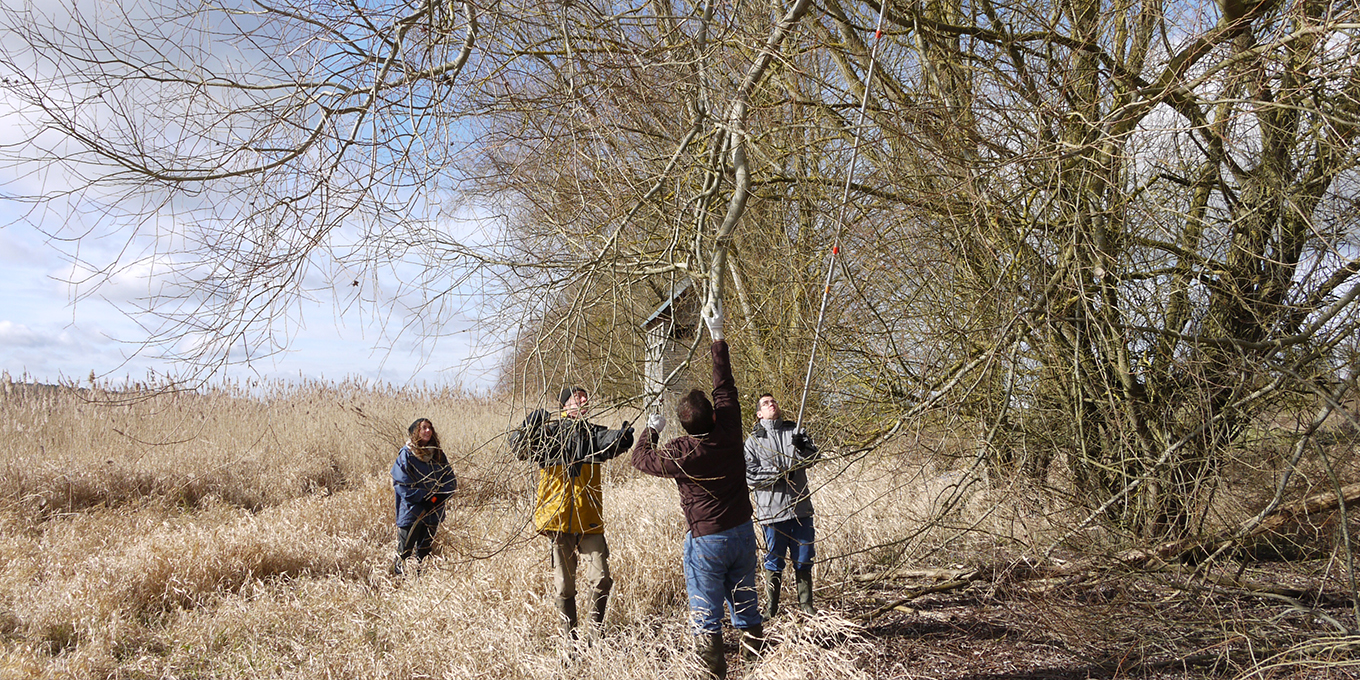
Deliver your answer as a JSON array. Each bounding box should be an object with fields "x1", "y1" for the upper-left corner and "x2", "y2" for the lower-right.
[
  {"x1": 696, "y1": 632, "x2": 727, "y2": 679},
  {"x1": 556, "y1": 597, "x2": 579, "y2": 639},
  {"x1": 587, "y1": 590, "x2": 608, "y2": 635},
  {"x1": 739, "y1": 622, "x2": 765, "y2": 661},
  {"x1": 392, "y1": 526, "x2": 413, "y2": 575},
  {"x1": 762, "y1": 569, "x2": 782, "y2": 619},
  {"x1": 795, "y1": 568, "x2": 815, "y2": 614}
]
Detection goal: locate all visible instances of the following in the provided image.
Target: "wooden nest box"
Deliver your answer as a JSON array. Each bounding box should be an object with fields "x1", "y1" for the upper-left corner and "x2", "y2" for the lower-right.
[{"x1": 641, "y1": 279, "x2": 701, "y2": 416}]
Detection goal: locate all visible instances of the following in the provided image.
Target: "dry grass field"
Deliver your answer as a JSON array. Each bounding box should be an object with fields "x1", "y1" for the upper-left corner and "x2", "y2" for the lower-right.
[
  {"x1": 2, "y1": 377, "x2": 1357, "y2": 679},
  {"x1": 0, "y1": 377, "x2": 963, "y2": 679}
]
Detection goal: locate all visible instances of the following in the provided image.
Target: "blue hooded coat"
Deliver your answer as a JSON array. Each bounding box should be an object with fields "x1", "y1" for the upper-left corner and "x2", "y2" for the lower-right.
[{"x1": 391, "y1": 444, "x2": 458, "y2": 528}]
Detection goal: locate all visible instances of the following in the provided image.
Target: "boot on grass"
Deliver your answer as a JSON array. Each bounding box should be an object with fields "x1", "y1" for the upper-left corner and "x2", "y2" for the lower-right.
[
  {"x1": 762, "y1": 569, "x2": 782, "y2": 620},
  {"x1": 739, "y1": 623, "x2": 765, "y2": 661},
  {"x1": 795, "y1": 568, "x2": 815, "y2": 614},
  {"x1": 555, "y1": 597, "x2": 579, "y2": 640},
  {"x1": 696, "y1": 632, "x2": 727, "y2": 679}
]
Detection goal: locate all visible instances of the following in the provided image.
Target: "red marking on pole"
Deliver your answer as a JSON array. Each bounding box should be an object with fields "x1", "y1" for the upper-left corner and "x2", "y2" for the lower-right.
[
  {"x1": 833, "y1": 246, "x2": 840, "y2": 255},
  {"x1": 874, "y1": 30, "x2": 882, "y2": 40}
]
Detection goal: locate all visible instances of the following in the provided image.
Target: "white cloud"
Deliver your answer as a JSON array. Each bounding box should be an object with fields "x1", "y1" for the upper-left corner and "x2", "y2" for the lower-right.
[
  {"x1": 0, "y1": 320, "x2": 74, "y2": 348},
  {"x1": 0, "y1": 3, "x2": 507, "y2": 391},
  {"x1": 0, "y1": 228, "x2": 44, "y2": 265},
  {"x1": 0, "y1": 317, "x2": 142, "y2": 383}
]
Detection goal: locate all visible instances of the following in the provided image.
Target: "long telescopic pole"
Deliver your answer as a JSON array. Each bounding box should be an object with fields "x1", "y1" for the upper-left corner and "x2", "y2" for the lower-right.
[{"x1": 796, "y1": 4, "x2": 890, "y2": 430}]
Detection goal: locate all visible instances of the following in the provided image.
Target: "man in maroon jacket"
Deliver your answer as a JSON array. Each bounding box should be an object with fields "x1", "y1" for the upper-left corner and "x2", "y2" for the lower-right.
[{"x1": 632, "y1": 299, "x2": 763, "y2": 679}]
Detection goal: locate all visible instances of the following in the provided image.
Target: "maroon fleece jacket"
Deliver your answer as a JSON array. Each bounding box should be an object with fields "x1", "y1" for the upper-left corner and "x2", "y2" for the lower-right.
[{"x1": 631, "y1": 340, "x2": 753, "y2": 537}]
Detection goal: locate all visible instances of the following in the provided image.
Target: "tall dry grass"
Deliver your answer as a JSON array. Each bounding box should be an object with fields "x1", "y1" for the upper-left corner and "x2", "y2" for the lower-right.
[{"x1": 0, "y1": 376, "x2": 1218, "y2": 679}]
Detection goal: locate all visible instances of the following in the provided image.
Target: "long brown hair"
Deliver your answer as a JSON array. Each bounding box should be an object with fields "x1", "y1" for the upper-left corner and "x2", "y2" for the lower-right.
[{"x1": 407, "y1": 418, "x2": 445, "y2": 464}]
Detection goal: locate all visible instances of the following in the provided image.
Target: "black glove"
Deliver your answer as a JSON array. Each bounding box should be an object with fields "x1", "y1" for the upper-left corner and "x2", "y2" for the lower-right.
[
  {"x1": 792, "y1": 432, "x2": 812, "y2": 451},
  {"x1": 512, "y1": 409, "x2": 551, "y2": 462},
  {"x1": 526, "y1": 408, "x2": 549, "y2": 428},
  {"x1": 605, "y1": 424, "x2": 635, "y2": 458}
]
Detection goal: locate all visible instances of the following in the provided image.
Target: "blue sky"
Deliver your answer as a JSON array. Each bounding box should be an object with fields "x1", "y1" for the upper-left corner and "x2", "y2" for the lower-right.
[
  {"x1": 0, "y1": 0, "x2": 506, "y2": 392},
  {"x1": 0, "y1": 210, "x2": 502, "y2": 391}
]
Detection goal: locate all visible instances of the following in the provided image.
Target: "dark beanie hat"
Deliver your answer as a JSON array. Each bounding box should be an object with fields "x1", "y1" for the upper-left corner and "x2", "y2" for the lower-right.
[
  {"x1": 408, "y1": 418, "x2": 431, "y2": 435},
  {"x1": 559, "y1": 386, "x2": 584, "y2": 407}
]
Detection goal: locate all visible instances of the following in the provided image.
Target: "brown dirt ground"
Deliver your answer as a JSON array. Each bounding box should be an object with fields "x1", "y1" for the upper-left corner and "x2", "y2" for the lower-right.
[{"x1": 734, "y1": 559, "x2": 1360, "y2": 679}]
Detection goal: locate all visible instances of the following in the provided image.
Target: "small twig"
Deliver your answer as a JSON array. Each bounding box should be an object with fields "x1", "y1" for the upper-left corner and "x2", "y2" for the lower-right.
[
  {"x1": 855, "y1": 571, "x2": 981, "y2": 622},
  {"x1": 850, "y1": 567, "x2": 974, "y2": 583}
]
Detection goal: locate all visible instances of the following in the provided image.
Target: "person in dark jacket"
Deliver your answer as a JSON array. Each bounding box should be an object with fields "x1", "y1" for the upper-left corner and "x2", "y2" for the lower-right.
[
  {"x1": 391, "y1": 417, "x2": 458, "y2": 575},
  {"x1": 745, "y1": 393, "x2": 820, "y2": 616},
  {"x1": 632, "y1": 300, "x2": 763, "y2": 679},
  {"x1": 509, "y1": 387, "x2": 634, "y2": 639}
]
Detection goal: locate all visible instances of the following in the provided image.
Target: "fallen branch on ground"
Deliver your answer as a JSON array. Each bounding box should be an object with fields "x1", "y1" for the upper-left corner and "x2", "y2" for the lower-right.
[
  {"x1": 854, "y1": 570, "x2": 982, "y2": 622},
  {"x1": 1118, "y1": 481, "x2": 1360, "y2": 568}
]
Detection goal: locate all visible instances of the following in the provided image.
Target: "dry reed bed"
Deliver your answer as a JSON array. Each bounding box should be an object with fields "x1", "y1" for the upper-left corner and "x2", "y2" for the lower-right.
[
  {"x1": 0, "y1": 380, "x2": 517, "y2": 516},
  {"x1": 0, "y1": 381, "x2": 1053, "y2": 679}
]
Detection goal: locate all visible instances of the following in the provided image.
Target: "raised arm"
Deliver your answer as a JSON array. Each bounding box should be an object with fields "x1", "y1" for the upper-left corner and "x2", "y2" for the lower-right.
[
  {"x1": 509, "y1": 408, "x2": 553, "y2": 463},
  {"x1": 584, "y1": 421, "x2": 635, "y2": 464},
  {"x1": 792, "y1": 428, "x2": 820, "y2": 462},
  {"x1": 709, "y1": 340, "x2": 742, "y2": 445},
  {"x1": 704, "y1": 301, "x2": 739, "y2": 429},
  {"x1": 632, "y1": 425, "x2": 689, "y2": 479}
]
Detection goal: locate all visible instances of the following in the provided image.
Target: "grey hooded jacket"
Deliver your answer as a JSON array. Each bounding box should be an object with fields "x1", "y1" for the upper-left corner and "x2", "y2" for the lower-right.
[{"x1": 744, "y1": 419, "x2": 818, "y2": 525}]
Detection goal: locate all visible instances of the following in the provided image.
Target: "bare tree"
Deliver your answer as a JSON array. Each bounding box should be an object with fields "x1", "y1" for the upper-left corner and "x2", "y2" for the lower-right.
[
  {"x1": 1, "y1": 0, "x2": 481, "y2": 376},
  {"x1": 6, "y1": 0, "x2": 1360, "y2": 547},
  {"x1": 860, "y1": 0, "x2": 1360, "y2": 540},
  {"x1": 485, "y1": 0, "x2": 1360, "y2": 545}
]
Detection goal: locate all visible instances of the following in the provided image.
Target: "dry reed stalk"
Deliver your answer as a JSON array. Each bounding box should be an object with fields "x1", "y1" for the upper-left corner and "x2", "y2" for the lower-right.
[{"x1": 0, "y1": 379, "x2": 1164, "y2": 678}]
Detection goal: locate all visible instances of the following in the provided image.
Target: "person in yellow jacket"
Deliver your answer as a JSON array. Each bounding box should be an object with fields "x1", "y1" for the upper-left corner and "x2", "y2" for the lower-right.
[{"x1": 510, "y1": 386, "x2": 633, "y2": 638}]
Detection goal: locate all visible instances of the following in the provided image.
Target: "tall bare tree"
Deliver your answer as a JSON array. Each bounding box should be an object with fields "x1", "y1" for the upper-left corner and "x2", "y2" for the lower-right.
[
  {"x1": 5, "y1": 0, "x2": 1360, "y2": 542},
  {"x1": 484, "y1": 0, "x2": 1360, "y2": 541},
  {"x1": 1, "y1": 0, "x2": 482, "y2": 374}
]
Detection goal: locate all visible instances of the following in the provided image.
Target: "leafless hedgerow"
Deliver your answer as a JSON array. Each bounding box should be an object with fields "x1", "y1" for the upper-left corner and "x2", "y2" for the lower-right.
[
  {"x1": 0, "y1": 377, "x2": 1358, "y2": 677},
  {"x1": 7, "y1": 0, "x2": 1360, "y2": 676}
]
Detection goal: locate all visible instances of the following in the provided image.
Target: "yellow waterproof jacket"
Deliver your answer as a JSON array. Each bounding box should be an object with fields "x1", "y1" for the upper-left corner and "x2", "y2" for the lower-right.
[
  {"x1": 509, "y1": 409, "x2": 635, "y2": 534},
  {"x1": 533, "y1": 461, "x2": 606, "y2": 534}
]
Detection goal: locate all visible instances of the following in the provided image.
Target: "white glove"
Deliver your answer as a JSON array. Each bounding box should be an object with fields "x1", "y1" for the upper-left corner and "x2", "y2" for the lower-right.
[
  {"x1": 647, "y1": 413, "x2": 666, "y2": 433},
  {"x1": 702, "y1": 299, "x2": 725, "y2": 341}
]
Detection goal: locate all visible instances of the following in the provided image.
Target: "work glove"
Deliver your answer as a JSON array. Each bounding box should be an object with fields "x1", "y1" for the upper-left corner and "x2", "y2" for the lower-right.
[
  {"x1": 525, "y1": 408, "x2": 549, "y2": 429},
  {"x1": 619, "y1": 422, "x2": 635, "y2": 448},
  {"x1": 702, "y1": 299, "x2": 725, "y2": 341},
  {"x1": 791, "y1": 432, "x2": 813, "y2": 451},
  {"x1": 647, "y1": 412, "x2": 667, "y2": 433}
]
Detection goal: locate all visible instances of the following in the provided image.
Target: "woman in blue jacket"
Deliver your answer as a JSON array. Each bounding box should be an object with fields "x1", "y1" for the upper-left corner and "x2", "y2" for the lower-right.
[{"x1": 391, "y1": 417, "x2": 458, "y2": 574}]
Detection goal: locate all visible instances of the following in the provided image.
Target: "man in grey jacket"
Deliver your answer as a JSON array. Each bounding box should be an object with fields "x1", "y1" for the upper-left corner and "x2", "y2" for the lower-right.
[{"x1": 744, "y1": 393, "x2": 820, "y2": 617}]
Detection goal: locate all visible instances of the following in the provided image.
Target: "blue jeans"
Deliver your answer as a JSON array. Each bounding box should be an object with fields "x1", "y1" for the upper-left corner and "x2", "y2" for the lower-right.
[
  {"x1": 762, "y1": 516, "x2": 815, "y2": 572},
  {"x1": 682, "y1": 523, "x2": 762, "y2": 633}
]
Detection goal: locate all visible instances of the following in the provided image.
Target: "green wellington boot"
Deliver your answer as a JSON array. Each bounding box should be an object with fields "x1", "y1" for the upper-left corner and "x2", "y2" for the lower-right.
[
  {"x1": 696, "y1": 632, "x2": 727, "y2": 679},
  {"x1": 762, "y1": 569, "x2": 782, "y2": 619},
  {"x1": 739, "y1": 622, "x2": 765, "y2": 661},
  {"x1": 795, "y1": 568, "x2": 815, "y2": 614}
]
